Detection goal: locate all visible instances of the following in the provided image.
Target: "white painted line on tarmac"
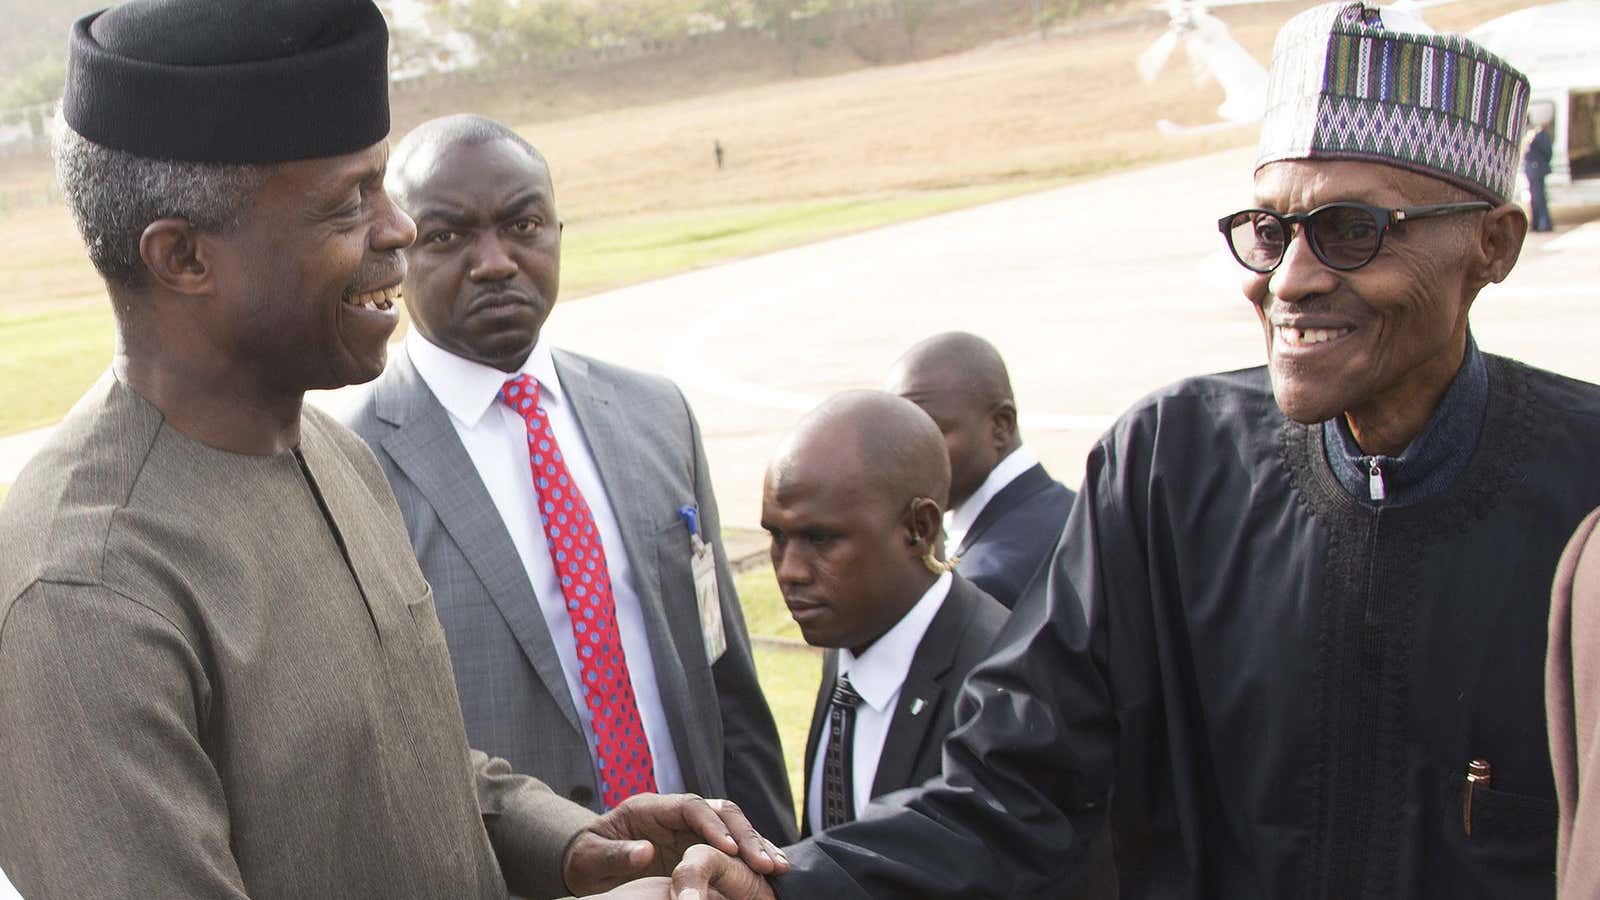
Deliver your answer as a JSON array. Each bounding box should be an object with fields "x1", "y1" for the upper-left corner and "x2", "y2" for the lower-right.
[
  {"x1": 661, "y1": 281, "x2": 1122, "y2": 428},
  {"x1": 664, "y1": 287, "x2": 820, "y2": 413}
]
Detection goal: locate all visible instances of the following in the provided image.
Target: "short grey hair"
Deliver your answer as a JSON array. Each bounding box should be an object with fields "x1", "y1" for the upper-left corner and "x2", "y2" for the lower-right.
[{"x1": 51, "y1": 109, "x2": 272, "y2": 288}]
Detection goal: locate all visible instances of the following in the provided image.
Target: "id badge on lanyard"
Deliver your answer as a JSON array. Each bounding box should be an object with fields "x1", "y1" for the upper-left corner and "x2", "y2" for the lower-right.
[{"x1": 680, "y1": 504, "x2": 727, "y2": 664}]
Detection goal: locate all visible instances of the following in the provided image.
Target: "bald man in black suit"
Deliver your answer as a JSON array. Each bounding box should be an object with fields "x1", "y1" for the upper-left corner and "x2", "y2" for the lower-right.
[{"x1": 888, "y1": 332, "x2": 1075, "y2": 609}]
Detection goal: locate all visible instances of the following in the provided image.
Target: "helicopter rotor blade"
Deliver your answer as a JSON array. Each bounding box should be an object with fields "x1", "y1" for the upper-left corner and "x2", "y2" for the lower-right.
[{"x1": 1138, "y1": 27, "x2": 1181, "y2": 82}]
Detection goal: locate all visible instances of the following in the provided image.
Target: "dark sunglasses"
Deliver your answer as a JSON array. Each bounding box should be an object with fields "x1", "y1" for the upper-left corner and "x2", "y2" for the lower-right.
[{"x1": 1218, "y1": 200, "x2": 1491, "y2": 273}]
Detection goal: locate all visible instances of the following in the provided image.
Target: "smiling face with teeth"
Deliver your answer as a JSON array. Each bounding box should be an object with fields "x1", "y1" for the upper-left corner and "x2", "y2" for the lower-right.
[
  {"x1": 1243, "y1": 160, "x2": 1519, "y2": 453},
  {"x1": 390, "y1": 134, "x2": 561, "y2": 374},
  {"x1": 201, "y1": 140, "x2": 415, "y2": 393}
]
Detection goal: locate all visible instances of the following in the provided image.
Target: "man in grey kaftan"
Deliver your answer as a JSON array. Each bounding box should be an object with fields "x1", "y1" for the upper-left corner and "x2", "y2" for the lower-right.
[
  {"x1": 0, "y1": 2, "x2": 788, "y2": 897},
  {"x1": 0, "y1": 379, "x2": 596, "y2": 897}
]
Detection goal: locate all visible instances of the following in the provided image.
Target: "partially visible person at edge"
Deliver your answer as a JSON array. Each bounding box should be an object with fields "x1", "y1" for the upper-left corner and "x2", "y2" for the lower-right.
[
  {"x1": 1548, "y1": 506, "x2": 1600, "y2": 896},
  {"x1": 887, "y1": 332, "x2": 1075, "y2": 610},
  {"x1": 343, "y1": 113, "x2": 797, "y2": 844},
  {"x1": 668, "y1": 4, "x2": 1600, "y2": 898},
  {"x1": 0, "y1": 2, "x2": 786, "y2": 898}
]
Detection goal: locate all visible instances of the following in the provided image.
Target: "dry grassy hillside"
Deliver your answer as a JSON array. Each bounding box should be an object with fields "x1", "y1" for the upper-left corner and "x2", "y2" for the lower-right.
[
  {"x1": 0, "y1": 0, "x2": 1544, "y2": 315},
  {"x1": 514, "y1": 0, "x2": 1539, "y2": 220}
]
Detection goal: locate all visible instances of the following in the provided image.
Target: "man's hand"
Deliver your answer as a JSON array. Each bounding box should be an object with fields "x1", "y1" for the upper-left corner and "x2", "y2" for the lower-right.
[
  {"x1": 671, "y1": 844, "x2": 777, "y2": 900},
  {"x1": 575, "y1": 876, "x2": 671, "y2": 899},
  {"x1": 562, "y1": 794, "x2": 789, "y2": 895}
]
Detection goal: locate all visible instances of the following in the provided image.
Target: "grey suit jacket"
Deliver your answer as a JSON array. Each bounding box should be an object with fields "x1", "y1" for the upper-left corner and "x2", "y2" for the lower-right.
[
  {"x1": 343, "y1": 345, "x2": 797, "y2": 842},
  {"x1": 799, "y1": 573, "x2": 1007, "y2": 838}
]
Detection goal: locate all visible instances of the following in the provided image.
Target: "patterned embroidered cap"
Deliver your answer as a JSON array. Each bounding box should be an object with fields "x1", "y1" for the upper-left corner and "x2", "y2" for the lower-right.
[{"x1": 1256, "y1": 1, "x2": 1530, "y2": 202}]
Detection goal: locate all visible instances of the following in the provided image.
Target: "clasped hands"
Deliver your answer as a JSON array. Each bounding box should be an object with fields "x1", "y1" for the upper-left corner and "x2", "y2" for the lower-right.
[{"x1": 565, "y1": 792, "x2": 782, "y2": 900}]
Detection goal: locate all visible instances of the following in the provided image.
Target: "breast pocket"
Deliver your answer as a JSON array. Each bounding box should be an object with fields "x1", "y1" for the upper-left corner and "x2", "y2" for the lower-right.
[
  {"x1": 405, "y1": 585, "x2": 451, "y2": 648},
  {"x1": 396, "y1": 586, "x2": 464, "y2": 720},
  {"x1": 1455, "y1": 777, "x2": 1558, "y2": 870},
  {"x1": 651, "y1": 510, "x2": 712, "y2": 670},
  {"x1": 390, "y1": 582, "x2": 470, "y2": 743}
]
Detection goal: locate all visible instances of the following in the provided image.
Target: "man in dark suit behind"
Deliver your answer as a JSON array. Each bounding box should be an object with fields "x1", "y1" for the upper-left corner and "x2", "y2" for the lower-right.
[
  {"x1": 1524, "y1": 119, "x2": 1554, "y2": 233},
  {"x1": 341, "y1": 114, "x2": 795, "y2": 843},
  {"x1": 888, "y1": 332, "x2": 1075, "y2": 609},
  {"x1": 759, "y1": 390, "x2": 1009, "y2": 837}
]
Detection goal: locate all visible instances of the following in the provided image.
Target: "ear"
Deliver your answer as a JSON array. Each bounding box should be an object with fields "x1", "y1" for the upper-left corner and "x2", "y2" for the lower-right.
[
  {"x1": 1473, "y1": 202, "x2": 1528, "y2": 288},
  {"x1": 904, "y1": 496, "x2": 944, "y2": 556},
  {"x1": 989, "y1": 400, "x2": 1018, "y2": 448},
  {"x1": 138, "y1": 218, "x2": 215, "y2": 296}
]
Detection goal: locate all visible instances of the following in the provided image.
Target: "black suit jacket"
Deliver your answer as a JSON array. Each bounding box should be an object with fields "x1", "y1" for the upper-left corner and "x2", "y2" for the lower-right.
[
  {"x1": 799, "y1": 574, "x2": 1008, "y2": 837},
  {"x1": 955, "y1": 462, "x2": 1075, "y2": 609}
]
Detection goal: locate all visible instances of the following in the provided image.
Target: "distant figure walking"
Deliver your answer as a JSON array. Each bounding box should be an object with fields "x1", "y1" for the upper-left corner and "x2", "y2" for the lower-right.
[
  {"x1": 714, "y1": 139, "x2": 725, "y2": 170},
  {"x1": 1526, "y1": 121, "x2": 1554, "y2": 232}
]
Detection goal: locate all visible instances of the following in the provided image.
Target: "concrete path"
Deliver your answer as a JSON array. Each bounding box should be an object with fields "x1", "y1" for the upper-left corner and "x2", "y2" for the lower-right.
[{"x1": 6, "y1": 145, "x2": 1599, "y2": 529}]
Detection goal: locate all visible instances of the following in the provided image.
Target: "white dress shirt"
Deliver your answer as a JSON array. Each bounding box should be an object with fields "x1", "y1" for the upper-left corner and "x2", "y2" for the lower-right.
[
  {"x1": 807, "y1": 572, "x2": 952, "y2": 835},
  {"x1": 406, "y1": 329, "x2": 685, "y2": 795},
  {"x1": 945, "y1": 444, "x2": 1038, "y2": 551}
]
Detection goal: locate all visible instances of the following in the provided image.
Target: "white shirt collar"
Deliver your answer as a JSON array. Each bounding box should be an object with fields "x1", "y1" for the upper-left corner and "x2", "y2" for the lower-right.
[
  {"x1": 838, "y1": 572, "x2": 953, "y2": 714},
  {"x1": 406, "y1": 328, "x2": 565, "y2": 427},
  {"x1": 947, "y1": 444, "x2": 1038, "y2": 541}
]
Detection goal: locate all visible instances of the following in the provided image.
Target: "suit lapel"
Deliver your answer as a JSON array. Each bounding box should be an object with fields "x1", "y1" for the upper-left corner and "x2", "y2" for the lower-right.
[
  {"x1": 552, "y1": 351, "x2": 657, "y2": 596},
  {"x1": 870, "y1": 581, "x2": 972, "y2": 797},
  {"x1": 375, "y1": 348, "x2": 583, "y2": 736},
  {"x1": 553, "y1": 350, "x2": 705, "y2": 786},
  {"x1": 958, "y1": 463, "x2": 1052, "y2": 556}
]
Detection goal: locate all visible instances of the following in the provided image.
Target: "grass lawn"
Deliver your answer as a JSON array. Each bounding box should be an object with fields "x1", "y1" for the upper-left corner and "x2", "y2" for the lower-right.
[
  {"x1": 560, "y1": 183, "x2": 1045, "y2": 297},
  {"x1": 0, "y1": 305, "x2": 113, "y2": 435},
  {"x1": 738, "y1": 563, "x2": 819, "y2": 819},
  {"x1": 752, "y1": 642, "x2": 822, "y2": 820}
]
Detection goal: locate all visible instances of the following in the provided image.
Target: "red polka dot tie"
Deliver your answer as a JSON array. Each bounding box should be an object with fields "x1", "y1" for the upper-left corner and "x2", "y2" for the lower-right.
[{"x1": 498, "y1": 374, "x2": 657, "y2": 808}]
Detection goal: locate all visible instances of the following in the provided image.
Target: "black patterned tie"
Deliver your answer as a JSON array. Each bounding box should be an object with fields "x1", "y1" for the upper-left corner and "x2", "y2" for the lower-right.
[{"x1": 822, "y1": 674, "x2": 863, "y2": 829}]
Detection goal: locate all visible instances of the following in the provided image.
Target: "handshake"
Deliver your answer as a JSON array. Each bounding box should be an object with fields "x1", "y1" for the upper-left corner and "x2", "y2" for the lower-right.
[{"x1": 565, "y1": 793, "x2": 787, "y2": 900}]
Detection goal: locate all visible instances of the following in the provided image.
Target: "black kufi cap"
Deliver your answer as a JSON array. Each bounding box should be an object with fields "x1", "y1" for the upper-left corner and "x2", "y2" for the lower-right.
[{"x1": 63, "y1": 0, "x2": 390, "y2": 164}]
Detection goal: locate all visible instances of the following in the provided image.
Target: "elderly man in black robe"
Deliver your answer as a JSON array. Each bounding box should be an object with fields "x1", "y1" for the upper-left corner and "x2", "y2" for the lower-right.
[{"x1": 669, "y1": 4, "x2": 1600, "y2": 899}]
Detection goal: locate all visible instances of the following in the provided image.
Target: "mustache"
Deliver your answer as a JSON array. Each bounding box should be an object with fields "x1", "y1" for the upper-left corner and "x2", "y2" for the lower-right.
[
  {"x1": 782, "y1": 592, "x2": 824, "y2": 609},
  {"x1": 344, "y1": 252, "x2": 406, "y2": 296}
]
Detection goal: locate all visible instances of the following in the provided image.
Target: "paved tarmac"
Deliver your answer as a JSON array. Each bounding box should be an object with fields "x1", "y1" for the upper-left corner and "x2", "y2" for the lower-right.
[{"x1": 4, "y1": 145, "x2": 1598, "y2": 530}]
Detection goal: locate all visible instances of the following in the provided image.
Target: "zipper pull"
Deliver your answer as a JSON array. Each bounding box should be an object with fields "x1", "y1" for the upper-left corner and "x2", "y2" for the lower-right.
[
  {"x1": 1463, "y1": 758, "x2": 1491, "y2": 836},
  {"x1": 1368, "y1": 458, "x2": 1386, "y2": 502}
]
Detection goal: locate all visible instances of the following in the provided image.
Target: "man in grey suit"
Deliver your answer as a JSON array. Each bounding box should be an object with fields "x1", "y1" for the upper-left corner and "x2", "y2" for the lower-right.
[
  {"x1": 343, "y1": 114, "x2": 797, "y2": 843},
  {"x1": 757, "y1": 392, "x2": 1008, "y2": 838}
]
